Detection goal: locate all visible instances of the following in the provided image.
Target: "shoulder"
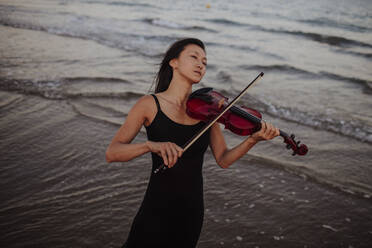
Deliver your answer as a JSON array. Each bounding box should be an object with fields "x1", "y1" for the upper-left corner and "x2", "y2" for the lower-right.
[
  {"x1": 130, "y1": 94, "x2": 157, "y2": 125},
  {"x1": 130, "y1": 94, "x2": 156, "y2": 113},
  {"x1": 136, "y1": 94, "x2": 155, "y2": 106}
]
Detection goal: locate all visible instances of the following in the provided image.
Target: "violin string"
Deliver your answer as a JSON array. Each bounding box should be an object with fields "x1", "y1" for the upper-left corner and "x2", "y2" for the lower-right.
[{"x1": 231, "y1": 106, "x2": 262, "y2": 123}]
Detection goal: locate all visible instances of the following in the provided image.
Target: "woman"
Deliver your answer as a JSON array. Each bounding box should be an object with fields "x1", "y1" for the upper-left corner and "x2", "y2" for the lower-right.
[{"x1": 106, "y1": 38, "x2": 279, "y2": 247}]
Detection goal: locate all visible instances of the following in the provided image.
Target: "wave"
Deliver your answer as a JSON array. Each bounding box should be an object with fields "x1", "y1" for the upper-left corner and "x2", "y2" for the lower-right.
[
  {"x1": 263, "y1": 103, "x2": 372, "y2": 144},
  {"x1": 205, "y1": 18, "x2": 247, "y2": 27},
  {"x1": 240, "y1": 64, "x2": 372, "y2": 93},
  {"x1": 240, "y1": 64, "x2": 317, "y2": 77},
  {"x1": 240, "y1": 94, "x2": 372, "y2": 144},
  {"x1": 62, "y1": 77, "x2": 132, "y2": 84},
  {"x1": 319, "y1": 71, "x2": 372, "y2": 90},
  {"x1": 143, "y1": 18, "x2": 216, "y2": 32},
  {"x1": 279, "y1": 30, "x2": 372, "y2": 49},
  {"x1": 69, "y1": 99, "x2": 128, "y2": 127},
  {"x1": 0, "y1": 17, "x2": 178, "y2": 58},
  {"x1": 216, "y1": 70, "x2": 233, "y2": 82},
  {"x1": 205, "y1": 41, "x2": 258, "y2": 53},
  {"x1": 0, "y1": 77, "x2": 143, "y2": 100},
  {"x1": 0, "y1": 91, "x2": 24, "y2": 109},
  {"x1": 204, "y1": 18, "x2": 372, "y2": 49},
  {"x1": 205, "y1": 42, "x2": 285, "y2": 60},
  {"x1": 299, "y1": 17, "x2": 372, "y2": 33},
  {"x1": 242, "y1": 154, "x2": 372, "y2": 198},
  {"x1": 85, "y1": 0, "x2": 154, "y2": 8},
  {"x1": 334, "y1": 49, "x2": 372, "y2": 60},
  {"x1": 2, "y1": 7, "x2": 369, "y2": 63}
]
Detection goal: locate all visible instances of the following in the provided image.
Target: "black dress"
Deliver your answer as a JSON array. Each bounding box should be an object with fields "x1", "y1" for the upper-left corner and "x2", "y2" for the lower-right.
[{"x1": 123, "y1": 94, "x2": 210, "y2": 248}]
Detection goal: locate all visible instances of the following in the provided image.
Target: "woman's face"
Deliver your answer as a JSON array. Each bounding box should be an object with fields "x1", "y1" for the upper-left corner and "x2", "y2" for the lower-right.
[{"x1": 171, "y1": 44, "x2": 207, "y2": 83}]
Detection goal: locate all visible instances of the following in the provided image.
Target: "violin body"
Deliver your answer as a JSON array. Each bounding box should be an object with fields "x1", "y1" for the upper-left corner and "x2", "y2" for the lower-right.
[
  {"x1": 186, "y1": 89, "x2": 262, "y2": 135},
  {"x1": 186, "y1": 87, "x2": 308, "y2": 156}
]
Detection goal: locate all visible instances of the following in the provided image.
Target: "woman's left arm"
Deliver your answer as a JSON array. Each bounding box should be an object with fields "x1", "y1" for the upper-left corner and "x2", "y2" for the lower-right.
[{"x1": 209, "y1": 122, "x2": 280, "y2": 168}]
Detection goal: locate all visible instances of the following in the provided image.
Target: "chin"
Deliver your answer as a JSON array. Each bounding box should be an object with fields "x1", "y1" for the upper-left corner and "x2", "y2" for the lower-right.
[
  {"x1": 191, "y1": 79, "x2": 201, "y2": 84},
  {"x1": 185, "y1": 74, "x2": 203, "y2": 85},
  {"x1": 192, "y1": 75, "x2": 203, "y2": 83}
]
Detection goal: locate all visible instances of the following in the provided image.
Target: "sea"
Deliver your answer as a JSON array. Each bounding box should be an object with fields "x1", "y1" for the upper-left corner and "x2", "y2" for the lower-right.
[{"x1": 0, "y1": 0, "x2": 371, "y2": 247}]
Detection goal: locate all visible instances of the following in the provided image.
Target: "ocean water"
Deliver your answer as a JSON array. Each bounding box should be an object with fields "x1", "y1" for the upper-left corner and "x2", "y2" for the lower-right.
[{"x1": 1, "y1": 0, "x2": 372, "y2": 247}]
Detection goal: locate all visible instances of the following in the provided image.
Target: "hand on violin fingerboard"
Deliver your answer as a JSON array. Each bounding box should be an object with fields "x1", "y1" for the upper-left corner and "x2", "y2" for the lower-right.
[{"x1": 251, "y1": 121, "x2": 280, "y2": 142}]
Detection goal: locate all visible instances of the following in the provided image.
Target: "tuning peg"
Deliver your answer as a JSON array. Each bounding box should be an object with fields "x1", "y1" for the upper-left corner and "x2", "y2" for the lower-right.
[
  {"x1": 290, "y1": 134, "x2": 295, "y2": 139},
  {"x1": 286, "y1": 144, "x2": 291, "y2": 149},
  {"x1": 296, "y1": 140, "x2": 301, "y2": 145}
]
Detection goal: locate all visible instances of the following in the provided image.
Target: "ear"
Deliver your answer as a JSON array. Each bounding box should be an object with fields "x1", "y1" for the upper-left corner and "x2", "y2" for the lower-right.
[{"x1": 169, "y1": 58, "x2": 178, "y2": 70}]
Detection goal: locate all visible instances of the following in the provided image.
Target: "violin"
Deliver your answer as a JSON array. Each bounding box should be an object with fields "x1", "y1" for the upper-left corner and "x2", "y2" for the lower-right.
[
  {"x1": 186, "y1": 87, "x2": 308, "y2": 156},
  {"x1": 154, "y1": 72, "x2": 307, "y2": 174}
]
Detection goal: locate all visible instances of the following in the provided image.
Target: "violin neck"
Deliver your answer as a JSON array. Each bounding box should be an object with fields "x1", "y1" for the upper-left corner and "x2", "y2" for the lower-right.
[
  {"x1": 279, "y1": 129, "x2": 287, "y2": 138},
  {"x1": 231, "y1": 105, "x2": 289, "y2": 138},
  {"x1": 230, "y1": 106, "x2": 261, "y2": 124}
]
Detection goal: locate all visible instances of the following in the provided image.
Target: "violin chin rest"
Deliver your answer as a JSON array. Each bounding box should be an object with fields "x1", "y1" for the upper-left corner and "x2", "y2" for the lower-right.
[{"x1": 189, "y1": 87, "x2": 213, "y2": 98}]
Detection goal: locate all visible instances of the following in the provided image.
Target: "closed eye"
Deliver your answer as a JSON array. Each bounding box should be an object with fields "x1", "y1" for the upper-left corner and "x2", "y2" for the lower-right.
[{"x1": 191, "y1": 54, "x2": 207, "y2": 66}]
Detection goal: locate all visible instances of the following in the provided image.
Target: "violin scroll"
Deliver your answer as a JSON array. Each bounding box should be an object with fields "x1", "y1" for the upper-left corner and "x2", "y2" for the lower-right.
[{"x1": 281, "y1": 132, "x2": 308, "y2": 156}]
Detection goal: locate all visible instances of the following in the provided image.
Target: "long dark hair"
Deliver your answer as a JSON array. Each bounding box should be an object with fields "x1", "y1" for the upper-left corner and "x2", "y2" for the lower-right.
[{"x1": 154, "y1": 38, "x2": 205, "y2": 93}]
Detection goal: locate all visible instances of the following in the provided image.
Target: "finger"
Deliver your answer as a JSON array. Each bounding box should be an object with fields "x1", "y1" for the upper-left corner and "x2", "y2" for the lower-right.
[
  {"x1": 175, "y1": 145, "x2": 183, "y2": 157},
  {"x1": 160, "y1": 149, "x2": 169, "y2": 167},
  {"x1": 270, "y1": 124, "x2": 278, "y2": 139},
  {"x1": 270, "y1": 125, "x2": 279, "y2": 138},
  {"x1": 169, "y1": 143, "x2": 180, "y2": 167},
  {"x1": 275, "y1": 128, "x2": 280, "y2": 137},
  {"x1": 263, "y1": 122, "x2": 271, "y2": 137},
  {"x1": 268, "y1": 124, "x2": 277, "y2": 137},
  {"x1": 170, "y1": 145, "x2": 179, "y2": 166},
  {"x1": 271, "y1": 128, "x2": 277, "y2": 139},
  {"x1": 166, "y1": 143, "x2": 177, "y2": 167},
  {"x1": 270, "y1": 126, "x2": 280, "y2": 139},
  {"x1": 266, "y1": 123, "x2": 275, "y2": 137},
  {"x1": 260, "y1": 121, "x2": 265, "y2": 131},
  {"x1": 165, "y1": 144, "x2": 175, "y2": 167},
  {"x1": 260, "y1": 122, "x2": 270, "y2": 139},
  {"x1": 258, "y1": 121, "x2": 266, "y2": 134}
]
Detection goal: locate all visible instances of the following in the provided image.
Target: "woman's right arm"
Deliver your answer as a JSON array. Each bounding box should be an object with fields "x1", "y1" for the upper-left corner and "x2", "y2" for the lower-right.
[
  {"x1": 105, "y1": 95, "x2": 152, "y2": 163},
  {"x1": 105, "y1": 95, "x2": 183, "y2": 166}
]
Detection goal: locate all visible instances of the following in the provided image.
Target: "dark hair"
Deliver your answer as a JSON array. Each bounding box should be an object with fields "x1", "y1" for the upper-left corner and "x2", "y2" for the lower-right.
[{"x1": 154, "y1": 38, "x2": 205, "y2": 93}]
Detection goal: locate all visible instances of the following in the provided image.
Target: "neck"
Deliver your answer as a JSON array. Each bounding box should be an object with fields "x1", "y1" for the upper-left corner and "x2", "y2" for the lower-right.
[{"x1": 161, "y1": 74, "x2": 193, "y2": 107}]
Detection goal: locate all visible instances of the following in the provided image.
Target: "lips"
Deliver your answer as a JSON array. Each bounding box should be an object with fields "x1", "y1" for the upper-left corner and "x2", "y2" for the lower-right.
[{"x1": 194, "y1": 71, "x2": 201, "y2": 76}]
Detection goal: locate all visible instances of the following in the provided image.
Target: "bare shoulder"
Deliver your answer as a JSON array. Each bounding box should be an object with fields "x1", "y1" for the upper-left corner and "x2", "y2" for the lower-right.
[
  {"x1": 134, "y1": 94, "x2": 154, "y2": 106},
  {"x1": 131, "y1": 94, "x2": 157, "y2": 126}
]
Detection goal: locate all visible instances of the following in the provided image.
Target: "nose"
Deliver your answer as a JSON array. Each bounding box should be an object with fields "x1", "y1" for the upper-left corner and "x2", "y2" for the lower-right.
[{"x1": 197, "y1": 62, "x2": 204, "y2": 69}]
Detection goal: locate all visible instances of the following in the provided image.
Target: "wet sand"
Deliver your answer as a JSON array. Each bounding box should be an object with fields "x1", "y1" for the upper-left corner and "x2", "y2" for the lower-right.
[{"x1": 1, "y1": 92, "x2": 371, "y2": 248}]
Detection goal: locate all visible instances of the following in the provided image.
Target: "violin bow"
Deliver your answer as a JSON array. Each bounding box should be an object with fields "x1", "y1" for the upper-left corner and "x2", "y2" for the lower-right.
[{"x1": 154, "y1": 72, "x2": 264, "y2": 174}]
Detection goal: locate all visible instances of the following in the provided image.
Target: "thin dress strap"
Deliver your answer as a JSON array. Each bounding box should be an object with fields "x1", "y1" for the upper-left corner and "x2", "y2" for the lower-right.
[{"x1": 150, "y1": 94, "x2": 161, "y2": 111}]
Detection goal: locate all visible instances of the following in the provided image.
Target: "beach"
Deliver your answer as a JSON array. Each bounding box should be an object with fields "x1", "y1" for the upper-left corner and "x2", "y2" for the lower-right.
[{"x1": 1, "y1": 0, "x2": 372, "y2": 247}]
